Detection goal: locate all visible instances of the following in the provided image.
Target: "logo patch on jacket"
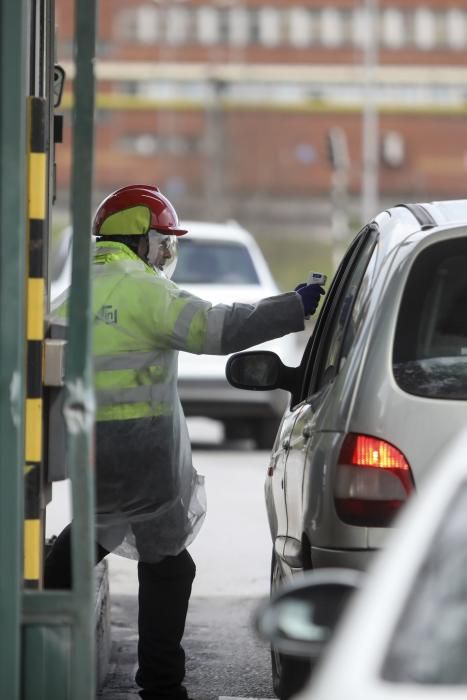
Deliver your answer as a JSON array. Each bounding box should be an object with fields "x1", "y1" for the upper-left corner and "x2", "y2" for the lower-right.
[{"x1": 98, "y1": 304, "x2": 119, "y2": 325}]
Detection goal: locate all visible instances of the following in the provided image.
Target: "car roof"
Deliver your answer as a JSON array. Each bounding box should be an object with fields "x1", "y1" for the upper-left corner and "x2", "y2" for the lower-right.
[
  {"x1": 419, "y1": 199, "x2": 467, "y2": 226},
  {"x1": 383, "y1": 199, "x2": 467, "y2": 229},
  {"x1": 366, "y1": 198, "x2": 467, "y2": 263},
  {"x1": 180, "y1": 220, "x2": 255, "y2": 244}
]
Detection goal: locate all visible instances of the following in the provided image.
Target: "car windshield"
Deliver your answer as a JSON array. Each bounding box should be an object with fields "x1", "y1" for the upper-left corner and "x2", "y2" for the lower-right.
[
  {"x1": 172, "y1": 239, "x2": 260, "y2": 285},
  {"x1": 393, "y1": 238, "x2": 467, "y2": 400},
  {"x1": 382, "y1": 481, "x2": 467, "y2": 685}
]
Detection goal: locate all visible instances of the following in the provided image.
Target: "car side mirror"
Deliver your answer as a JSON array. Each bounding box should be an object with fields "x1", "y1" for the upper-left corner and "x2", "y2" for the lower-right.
[
  {"x1": 226, "y1": 350, "x2": 298, "y2": 393},
  {"x1": 254, "y1": 568, "x2": 362, "y2": 659}
]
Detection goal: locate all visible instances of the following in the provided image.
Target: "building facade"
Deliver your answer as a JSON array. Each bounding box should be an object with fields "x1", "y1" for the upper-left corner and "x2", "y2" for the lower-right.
[{"x1": 55, "y1": 0, "x2": 467, "y2": 229}]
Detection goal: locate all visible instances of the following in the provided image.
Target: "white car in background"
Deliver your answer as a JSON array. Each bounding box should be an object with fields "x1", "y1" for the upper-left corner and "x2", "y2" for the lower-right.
[{"x1": 173, "y1": 220, "x2": 301, "y2": 449}]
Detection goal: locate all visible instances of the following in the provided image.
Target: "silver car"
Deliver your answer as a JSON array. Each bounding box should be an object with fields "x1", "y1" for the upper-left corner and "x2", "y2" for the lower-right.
[{"x1": 226, "y1": 199, "x2": 467, "y2": 697}]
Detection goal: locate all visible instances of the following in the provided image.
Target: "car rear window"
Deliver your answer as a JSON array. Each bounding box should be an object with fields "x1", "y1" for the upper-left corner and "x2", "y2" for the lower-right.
[
  {"x1": 393, "y1": 238, "x2": 467, "y2": 400},
  {"x1": 172, "y1": 239, "x2": 260, "y2": 285}
]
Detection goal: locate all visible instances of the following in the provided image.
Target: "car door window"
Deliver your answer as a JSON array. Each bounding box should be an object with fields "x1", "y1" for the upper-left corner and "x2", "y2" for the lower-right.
[
  {"x1": 303, "y1": 227, "x2": 378, "y2": 397},
  {"x1": 338, "y1": 241, "x2": 378, "y2": 370},
  {"x1": 296, "y1": 229, "x2": 369, "y2": 401},
  {"x1": 382, "y1": 482, "x2": 467, "y2": 685}
]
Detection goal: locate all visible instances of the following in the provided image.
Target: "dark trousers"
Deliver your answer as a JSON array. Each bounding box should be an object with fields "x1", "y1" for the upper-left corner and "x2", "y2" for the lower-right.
[{"x1": 44, "y1": 524, "x2": 196, "y2": 699}]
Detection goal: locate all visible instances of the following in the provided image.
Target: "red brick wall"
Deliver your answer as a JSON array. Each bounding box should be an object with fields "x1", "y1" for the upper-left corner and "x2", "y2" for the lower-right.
[
  {"x1": 55, "y1": 106, "x2": 467, "y2": 199},
  {"x1": 54, "y1": 0, "x2": 467, "y2": 214}
]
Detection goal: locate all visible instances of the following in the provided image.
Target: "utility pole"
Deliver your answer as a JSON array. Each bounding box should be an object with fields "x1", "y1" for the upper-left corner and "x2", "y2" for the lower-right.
[
  {"x1": 361, "y1": 0, "x2": 379, "y2": 223},
  {"x1": 327, "y1": 127, "x2": 350, "y2": 271},
  {"x1": 204, "y1": 76, "x2": 227, "y2": 221}
]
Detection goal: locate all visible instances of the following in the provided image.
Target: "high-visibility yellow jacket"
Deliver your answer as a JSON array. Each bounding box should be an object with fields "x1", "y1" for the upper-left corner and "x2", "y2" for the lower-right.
[{"x1": 86, "y1": 241, "x2": 305, "y2": 560}]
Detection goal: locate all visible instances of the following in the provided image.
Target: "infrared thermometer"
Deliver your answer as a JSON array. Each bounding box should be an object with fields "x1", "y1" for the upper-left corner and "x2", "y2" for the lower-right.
[
  {"x1": 304, "y1": 271, "x2": 327, "y2": 320},
  {"x1": 308, "y1": 271, "x2": 327, "y2": 286}
]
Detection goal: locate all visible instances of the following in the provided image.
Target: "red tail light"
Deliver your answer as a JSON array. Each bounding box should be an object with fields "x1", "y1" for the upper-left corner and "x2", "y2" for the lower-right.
[{"x1": 334, "y1": 434, "x2": 414, "y2": 527}]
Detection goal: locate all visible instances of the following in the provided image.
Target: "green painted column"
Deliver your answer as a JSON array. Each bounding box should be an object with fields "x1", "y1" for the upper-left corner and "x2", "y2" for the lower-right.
[
  {"x1": 66, "y1": 0, "x2": 98, "y2": 697},
  {"x1": 0, "y1": 0, "x2": 27, "y2": 697}
]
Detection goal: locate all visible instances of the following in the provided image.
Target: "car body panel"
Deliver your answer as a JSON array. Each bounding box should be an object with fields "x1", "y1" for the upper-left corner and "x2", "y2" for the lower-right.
[
  {"x1": 266, "y1": 408, "x2": 301, "y2": 549},
  {"x1": 302, "y1": 430, "x2": 369, "y2": 551},
  {"x1": 303, "y1": 427, "x2": 467, "y2": 700},
  {"x1": 347, "y1": 224, "x2": 467, "y2": 548},
  {"x1": 309, "y1": 545, "x2": 375, "y2": 570},
  {"x1": 263, "y1": 200, "x2": 467, "y2": 577}
]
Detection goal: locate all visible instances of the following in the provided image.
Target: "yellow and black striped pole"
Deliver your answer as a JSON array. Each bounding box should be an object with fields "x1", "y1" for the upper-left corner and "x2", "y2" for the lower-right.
[{"x1": 24, "y1": 96, "x2": 47, "y2": 589}]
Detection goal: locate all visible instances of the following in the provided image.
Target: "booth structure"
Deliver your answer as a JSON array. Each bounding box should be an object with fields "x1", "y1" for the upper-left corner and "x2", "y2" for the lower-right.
[{"x1": 0, "y1": 1, "x2": 101, "y2": 697}]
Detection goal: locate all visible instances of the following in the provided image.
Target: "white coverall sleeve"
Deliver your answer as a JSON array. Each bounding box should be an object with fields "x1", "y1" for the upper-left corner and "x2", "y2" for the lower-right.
[{"x1": 170, "y1": 288, "x2": 305, "y2": 355}]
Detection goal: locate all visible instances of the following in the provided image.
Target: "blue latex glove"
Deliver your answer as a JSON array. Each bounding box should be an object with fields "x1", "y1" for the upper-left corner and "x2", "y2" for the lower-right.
[{"x1": 295, "y1": 282, "x2": 325, "y2": 317}]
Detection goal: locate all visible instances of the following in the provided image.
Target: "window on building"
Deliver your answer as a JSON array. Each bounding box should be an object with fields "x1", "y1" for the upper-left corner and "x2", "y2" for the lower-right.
[
  {"x1": 115, "y1": 5, "x2": 166, "y2": 44},
  {"x1": 136, "y1": 5, "x2": 160, "y2": 44},
  {"x1": 258, "y1": 7, "x2": 282, "y2": 47},
  {"x1": 166, "y1": 6, "x2": 190, "y2": 46},
  {"x1": 118, "y1": 81, "x2": 140, "y2": 96},
  {"x1": 414, "y1": 8, "x2": 437, "y2": 50},
  {"x1": 351, "y1": 7, "x2": 366, "y2": 48},
  {"x1": 249, "y1": 8, "x2": 260, "y2": 44},
  {"x1": 288, "y1": 8, "x2": 312, "y2": 48},
  {"x1": 228, "y1": 7, "x2": 250, "y2": 47},
  {"x1": 446, "y1": 9, "x2": 466, "y2": 50},
  {"x1": 114, "y1": 8, "x2": 138, "y2": 42},
  {"x1": 135, "y1": 79, "x2": 210, "y2": 102},
  {"x1": 340, "y1": 10, "x2": 355, "y2": 45},
  {"x1": 320, "y1": 8, "x2": 343, "y2": 47},
  {"x1": 165, "y1": 134, "x2": 201, "y2": 157},
  {"x1": 382, "y1": 8, "x2": 406, "y2": 49},
  {"x1": 196, "y1": 6, "x2": 219, "y2": 45},
  {"x1": 118, "y1": 133, "x2": 201, "y2": 157},
  {"x1": 119, "y1": 134, "x2": 160, "y2": 156},
  {"x1": 218, "y1": 7, "x2": 231, "y2": 44}
]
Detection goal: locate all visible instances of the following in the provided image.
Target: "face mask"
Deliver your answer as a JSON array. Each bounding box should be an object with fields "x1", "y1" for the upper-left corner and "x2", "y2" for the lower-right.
[{"x1": 147, "y1": 230, "x2": 178, "y2": 278}]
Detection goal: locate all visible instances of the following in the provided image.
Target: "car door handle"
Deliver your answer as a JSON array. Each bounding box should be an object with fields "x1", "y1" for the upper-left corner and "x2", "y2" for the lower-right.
[
  {"x1": 302, "y1": 424, "x2": 312, "y2": 440},
  {"x1": 282, "y1": 438, "x2": 290, "y2": 450}
]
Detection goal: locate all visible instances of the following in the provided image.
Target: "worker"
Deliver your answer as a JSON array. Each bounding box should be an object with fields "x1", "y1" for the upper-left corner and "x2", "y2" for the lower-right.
[{"x1": 44, "y1": 184, "x2": 325, "y2": 700}]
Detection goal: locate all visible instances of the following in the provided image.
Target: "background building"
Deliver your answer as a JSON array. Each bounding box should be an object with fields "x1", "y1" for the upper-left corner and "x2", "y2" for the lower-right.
[{"x1": 55, "y1": 0, "x2": 467, "y2": 239}]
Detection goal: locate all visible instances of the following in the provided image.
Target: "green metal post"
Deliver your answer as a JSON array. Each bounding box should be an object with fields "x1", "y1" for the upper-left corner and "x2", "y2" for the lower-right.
[
  {"x1": 66, "y1": 0, "x2": 98, "y2": 697},
  {"x1": 0, "y1": 0, "x2": 27, "y2": 697}
]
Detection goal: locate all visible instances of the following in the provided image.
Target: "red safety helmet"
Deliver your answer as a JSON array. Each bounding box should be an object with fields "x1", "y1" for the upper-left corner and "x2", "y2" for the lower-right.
[{"x1": 92, "y1": 184, "x2": 188, "y2": 237}]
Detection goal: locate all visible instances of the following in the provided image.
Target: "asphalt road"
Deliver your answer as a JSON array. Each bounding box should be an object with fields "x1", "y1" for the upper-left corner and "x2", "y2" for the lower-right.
[
  {"x1": 99, "y1": 593, "x2": 274, "y2": 700},
  {"x1": 105, "y1": 420, "x2": 273, "y2": 599}
]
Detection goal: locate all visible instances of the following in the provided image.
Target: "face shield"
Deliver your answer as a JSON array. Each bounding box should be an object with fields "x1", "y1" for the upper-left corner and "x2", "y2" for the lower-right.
[{"x1": 147, "y1": 229, "x2": 178, "y2": 278}]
